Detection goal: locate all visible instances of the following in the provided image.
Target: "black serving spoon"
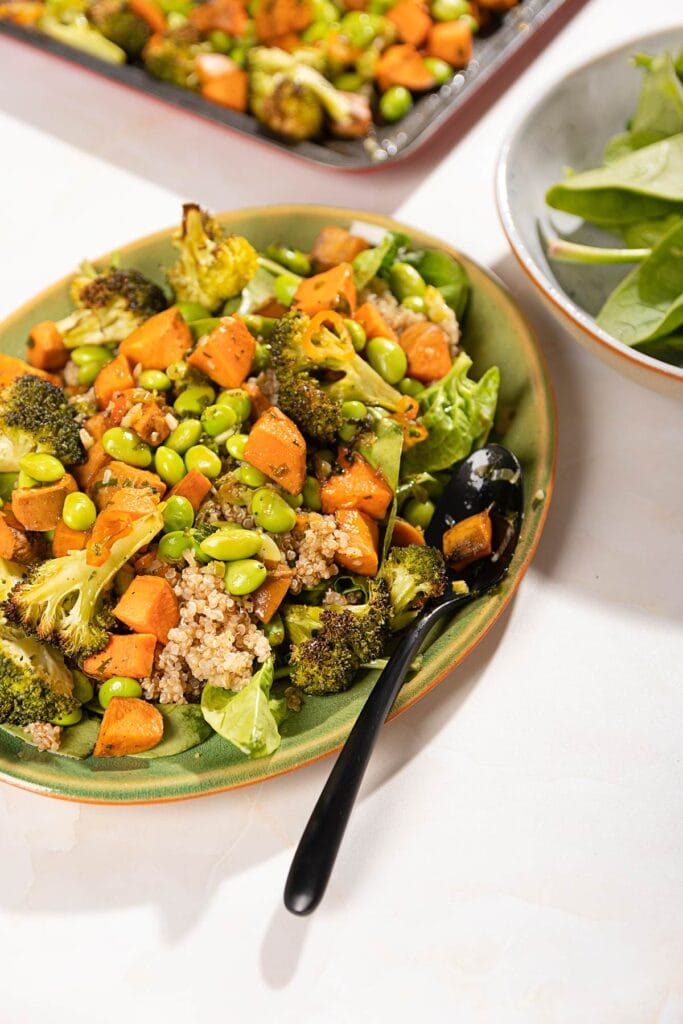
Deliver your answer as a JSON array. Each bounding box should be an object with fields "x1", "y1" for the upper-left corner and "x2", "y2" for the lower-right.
[{"x1": 284, "y1": 444, "x2": 524, "y2": 916}]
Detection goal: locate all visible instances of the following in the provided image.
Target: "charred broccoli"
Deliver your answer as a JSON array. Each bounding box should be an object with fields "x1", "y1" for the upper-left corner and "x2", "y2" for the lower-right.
[
  {"x1": 383, "y1": 544, "x2": 447, "y2": 631},
  {"x1": 269, "y1": 309, "x2": 404, "y2": 443},
  {"x1": 0, "y1": 374, "x2": 85, "y2": 472},
  {"x1": 87, "y1": 0, "x2": 151, "y2": 58},
  {"x1": 55, "y1": 264, "x2": 167, "y2": 349},
  {"x1": 167, "y1": 204, "x2": 259, "y2": 312},
  {"x1": 0, "y1": 626, "x2": 78, "y2": 726},
  {"x1": 3, "y1": 498, "x2": 163, "y2": 659},
  {"x1": 143, "y1": 30, "x2": 207, "y2": 90},
  {"x1": 288, "y1": 579, "x2": 390, "y2": 694}
]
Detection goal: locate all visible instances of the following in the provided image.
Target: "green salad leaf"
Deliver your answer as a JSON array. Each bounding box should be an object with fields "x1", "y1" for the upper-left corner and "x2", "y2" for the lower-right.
[
  {"x1": 620, "y1": 212, "x2": 682, "y2": 248},
  {"x1": 596, "y1": 218, "x2": 683, "y2": 346},
  {"x1": 352, "y1": 235, "x2": 394, "y2": 290},
  {"x1": 402, "y1": 352, "x2": 499, "y2": 475},
  {"x1": 135, "y1": 704, "x2": 212, "y2": 759},
  {"x1": 414, "y1": 249, "x2": 470, "y2": 319},
  {"x1": 200, "y1": 658, "x2": 286, "y2": 759},
  {"x1": 0, "y1": 714, "x2": 100, "y2": 760},
  {"x1": 604, "y1": 52, "x2": 683, "y2": 163}
]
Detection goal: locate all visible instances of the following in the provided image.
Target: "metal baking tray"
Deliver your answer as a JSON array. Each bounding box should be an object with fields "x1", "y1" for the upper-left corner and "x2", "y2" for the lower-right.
[{"x1": 0, "y1": 0, "x2": 574, "y2": 169}]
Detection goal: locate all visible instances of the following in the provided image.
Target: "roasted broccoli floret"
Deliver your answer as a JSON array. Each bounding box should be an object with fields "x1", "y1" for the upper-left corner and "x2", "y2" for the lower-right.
[
  {"x1": 288, "y1": 579, "x2": 390, "y2": 694},
  {"x1": 55, "y1": 264, "x2": 167, "y2": 349},
  {"x1": 167, "y1": 204, "x2": 259, "y2": 312},
  {"x1": 0, "y1": 626, "x2": 78, "y2": 726},
  {"x1": 0, "y1": 374, "x2": 85, "y2": 471},
  {"x1": 383, "y1": 544, "x2": 447, "y2": 631},
  {"x1": 3, "y1": 499, "x2": 163, "y2": 659},
  {"x1": 87, "y1": 0, "x2": 151, "y2": 58},
  {"x1": 143, "y1": 30, "x2": 206, "y2": 89},
  {"x1": 269, "y1": 310, "x2": 404, "y2": 443}
]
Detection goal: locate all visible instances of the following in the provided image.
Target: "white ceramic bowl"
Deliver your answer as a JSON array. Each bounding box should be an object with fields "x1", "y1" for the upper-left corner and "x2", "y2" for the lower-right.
[{"x1": 496, "y1": 28, "x2": 683, "y2": 399}]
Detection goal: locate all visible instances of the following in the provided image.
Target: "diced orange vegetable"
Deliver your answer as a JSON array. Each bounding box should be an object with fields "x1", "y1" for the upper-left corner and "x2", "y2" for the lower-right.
[
  {"x1": 187, "y1": 316, "x2": 255, "y2": 389},
  {"x1": 325, "y1": 30, "x2": 360, "y2": 66},
  {"x1": 310, "y1": 226, "x2": 369, "y2": 272},
  {"x1": 84, "y1": 633, "x2": 157, "y2": 680},
  {"x1": 256, "y1": 298, "x2": 288, "y2": 318},
  {"x1": 254, "y1": 0, "x2": 312, "y2": 44},
  {"x1": 477, "y1": 0, "x2": 517, "y2": 9},
  {"x1": 86, "y1": 490, "x2": 158, "y2": 567},
  {"x1": 294, "y1": 263, "x2": 357, "y2": 316},
  {"x1": 244, "y1": 380, "x2": 272, "y2": 418},
  {"x1": 93, "y1": 697, "x2": 164, "y2": 757},
  {"x1": 334, "y1": 509, "x2": 379, "y2": 575},
  {"x1": 426, "y1": 20, "x2": 472, "y2": 67},
  {"x1": 390, "y1": 517, "x2": 425, "y2": 547},
  {"x1": 342, "y1": 0, "x2": 368, "y2": 8},
  {"x1": 252, "y1": 568, "x2": 294, "y2": 623},
  {"x1": 244, "y1": 407, "x2": 307, "y2": 495},
  {"x1": 113, "y1": 575, "x2": 179, "y2": 643},
  {"x1": 320, "y1": 450, "x2": 393, "y2": 520},
  {"x1": 128, "y1": 403, "x2": 171, "y2": 446},
  {"x1": 91, "y1": 460, "x2": 166, "y2": 510},
  {"x1": 399, "y1": 321, "x2": 452, "y2": 382},
  {"x1": 74, "y1": 441, "x2": 111, "y2": 492},
  {"x1": 442, "y1": 510, "x2": 492, "y2": 571},
  {"x1": 83, "y1": 412, "x2": 109, "y2": 441},
  {"x1": 376, "y1": 43, "x2": 436, "y2": 92},
  {"x1": 388, "y1": 0, "x2": 432, "y2": 46},
  {"x1": 0, "y1": 510, "x2": 41, "y2": 562},
  {"x1": 354, "y1": 301, "x2": 398, "y2": 342},
  {"x1": 119, "y1": 307, "x2": 192, "y2": 371},
  {"x1": 52, "y1": 519, "x2": 89, "y2": 556},
  {"x1": 127, "y1": 0, "x2": 166, "y2": 32},
  {"x1": 27, "y1": 320, "x2": 69, "y2": 371},
  {"x1": 201, "y1": 69, "x2": 249, "y2": 111},
  {"x1": 167, "y1": 468, "x2": 212, "y2": 513},
  {"x1": 11, "y1": 474, "x2": 78, "y2": 532},
  {"x1": 190, "y1": 0, "x2": 249, "y2": 36},
  {"x1": 0, "y1": 353, "x2": 60, "y2": 388},
  {"x1": 94, "y1": 353, "x2": 135, "y2": 409}
]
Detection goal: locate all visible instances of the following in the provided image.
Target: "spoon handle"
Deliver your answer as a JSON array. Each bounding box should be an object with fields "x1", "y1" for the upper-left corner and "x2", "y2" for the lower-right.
[{"x1": 284, "y1": 596, "x2": 466, "y2": 915}]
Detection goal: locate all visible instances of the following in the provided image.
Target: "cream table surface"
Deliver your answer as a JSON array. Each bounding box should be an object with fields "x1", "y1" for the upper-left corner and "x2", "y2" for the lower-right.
[{"x1": 0, "y1": 0, "x2": 682, "y2": 1020}]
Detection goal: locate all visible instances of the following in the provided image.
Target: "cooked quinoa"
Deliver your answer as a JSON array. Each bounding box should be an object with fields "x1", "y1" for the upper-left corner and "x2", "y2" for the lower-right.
[
  {"x1": 363, "y1": 284, "x2": 461, "y2": 354},
  {"x1": 25, "y1": 721, "x2": 62, "y2": 752}
]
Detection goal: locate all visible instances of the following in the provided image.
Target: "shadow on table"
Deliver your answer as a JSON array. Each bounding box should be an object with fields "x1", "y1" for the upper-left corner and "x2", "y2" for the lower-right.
[{"x1": 0, "y1": 0, "x2": 588, "y2": 215}]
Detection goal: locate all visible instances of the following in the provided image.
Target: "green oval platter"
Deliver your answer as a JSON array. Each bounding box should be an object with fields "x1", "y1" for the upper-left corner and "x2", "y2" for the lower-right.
[{"x1": 0, "y1": 206, "x2": 556, "y2": 804}]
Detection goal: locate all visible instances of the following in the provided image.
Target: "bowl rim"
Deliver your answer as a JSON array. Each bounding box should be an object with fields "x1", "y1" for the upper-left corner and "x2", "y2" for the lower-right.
[
  {"x1": 495, "y1": 25, "x2": 683, "y2": 386},
  {"x1": 0, "y1": 204, "x2": 557, "y2": 803}
]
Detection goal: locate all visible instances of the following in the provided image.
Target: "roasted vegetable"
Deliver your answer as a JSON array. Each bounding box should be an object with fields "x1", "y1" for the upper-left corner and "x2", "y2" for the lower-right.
[
  {"x1": 382, "y1": 543, "x2": 447, "y2": 630},
  {"x1": 0, "y1": 374, "x2": 85, "y2": 472},
  {"x1": 87, "y1": 0, "x2": 151, "y2": 57},
  {"x1": 0, "y1": 625, "x2": 78, "y2": 726}
]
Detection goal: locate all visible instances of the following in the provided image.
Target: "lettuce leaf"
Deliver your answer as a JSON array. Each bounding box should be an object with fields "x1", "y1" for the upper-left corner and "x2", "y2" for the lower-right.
[
  {"x1": 401, "y1": 353, "x2": 499, "y2": 474},
  {"x1": 200, "y1": 658, "x2": 286, "y2": 759}
]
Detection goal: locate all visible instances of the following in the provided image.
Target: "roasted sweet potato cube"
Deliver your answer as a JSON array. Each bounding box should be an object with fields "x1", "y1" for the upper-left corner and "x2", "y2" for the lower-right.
[{"x1": 243, "y1": 407, "x2": 307, "y2": 495}]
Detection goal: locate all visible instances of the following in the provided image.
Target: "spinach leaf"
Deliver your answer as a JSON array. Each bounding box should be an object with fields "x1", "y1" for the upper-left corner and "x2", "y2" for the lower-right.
[
  {"x1": 401, "y1": 353, "x2": 499, "y2": 475},
  {"x1": 0, "y1": 714, "x2": 100, "y2": 759},
  {"x1": 200, "y1": 658, "x2": 285, "y2": 759},
  {"x1": 135, "y1": 704, "x2": 212, "y2": 759},
  {"x1": 237, "y1": 266, "x2": 277, "y2": 314},
  {"x1": 415, "y1": 249, "x2": 470, "y2": 319},
  {"x1": 352, "y1": 234, "x2": 395, "y2": 290},
  {"x1": 546, "y1": 134, "x2": 683, "y2": 227},
  {"x1": 604, "y1": 52, "x2": 683, "y2": 162},
  {"x1": 596, "y1": 218, "x2": 683, "y2": 345},
  {"x1": 621, "y1": 213, "x2": 682, "y2": 248}
]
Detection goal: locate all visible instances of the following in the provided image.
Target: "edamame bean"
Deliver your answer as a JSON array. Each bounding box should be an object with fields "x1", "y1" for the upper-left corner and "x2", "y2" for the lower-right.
[
  {"x1": 241, "y1": 314, "x2": 276, "y2": 339},
  {"x1": 138, "y1": 369, "x2": 171, "y2": 392},
  {"x1": 339, "y1": 422, "x2": 357, "y2": 442},
  {"x1": 226, "y1": 433, "x2": 249, "y2": 460},
  {"x1": 302, "y1": 475, "x2": 322, "y2": 511},
  {"x1": 217, "y1": 389, "x2": 251, "y2": 422},
  {"x1": 62, "y1": 491, "x2": 97, "y2": 531},
  {"x1": 18, "y1": 453, "x2": 65, "y2": 483},
  {"x1": 341, "y1": 10, "x2": 379, "y2": 46},
  {"x1": 250, "y1": 488, "x2": 297, "y2": 533},
  {"x1": 401, "y1": 294, "x2": 426, "y2": 315},
  {"x1": 167, "y1": 419, "x2": 202, "y2": 454},
  {"x1": 235, "y1": 464, "x2": 267, "y2": 488},
  {"x1": 77, "y1": 362, "x2": 103, "y2": 386},
  {"x1": 98, "y1": 676, "x2": 142, "y2": 709},
  {"x1": 102, "y1": 427, "x2": 152, "y2": 468},
  {"x1": 264, "y1": 613, "x2": 285, "y2": 646},
  {"x1": 72, "y1": 669, "x2": 94, "y2": 705},
  {"x1": 302, "y1": 20, "x2": 337, "y2": 43},
  {"x1": 154, "y1": 445, "x2": 186, "y2": 486},
  {"x1": 379, "y1": 85, "x2": 413, "y2": 122},
  {"x1": 17, "y1": 470, "x2": 37, "y2": 489},
  {"x1": 252, "y1": 342, "x2": 270, "y2": 373},
  {"x1": 200, "y1": 526, "x2": 262, "y2": 561},
  {"x1": 52, "y1": 707, "x2": 83, "y2": 726},
  {"x1": 208, "y1": 28, "x2": 231, "y2": 52},
  {"x1": 344, "y1": 318, "x2": 366, "y2": 352},
  {"x1": 71, "y1": 345, "x2": 112, "y2": 366},
  {"x1": 273, "y1": 274, "x2": 299, "y2": 307},
  {"x1": 202, "y1": 404, "x2": 237, "y2": 437},
  {"x1": 459, "y1": 12, "x2": 479, "y2": 32},
  {"x1": 224, "y1": 558, "x2": 267, "y2": 596},
  {"x1": 166, "y1": 360, "x2": 190, "y2": 383},
  {"x1": 342, "y1": 400, "x2": 367, "y2": 421},
  {"x1": 430, "y1": 0, "x2": 468, "y2": 19},
  {"x1": 283, "y1": 492, "x2": 303, "y2": 509},
  {"x1": 174, "y1": 384, "x2": 216, "y2": 417},
  {"x1": 189, "y1": 318, "x2": 222, "y2": 342},
  {"x1": 163, "y1": 495, "x2": 195, "y2": 533},
  {"x1": 176, "y1": 302, "x2": 211, "y2": 323},
  {"x1": 423, "y1": 56, "x2": 453, "y2": 84},
  {"x1": 365, "y1": 336, "x2": 408, "y2": 385},
  {"x1": 399, "y1": 377, "x2": 424, "y2": 397},
  {"x1": 334, "y1": 72, "x2": 363, "y2": 92},
  {"x1": 265, "y1": 243, "x2": 312, "y2": 277},
  {"x1": 158, "y1": 530, "x2": 195, "y2": 563},
  {"x1": 257, "y1": 534, "x2": 282, "y2": 564},
  {"x1": 390, "y1": 262, "x2": 427, "y2": 300},
  {"x1": 404, "y1": 497, "x2": 435, "y2": 528},
  {"x1": 184, "y1": 445, "x2": 222, "y2": 478}
]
